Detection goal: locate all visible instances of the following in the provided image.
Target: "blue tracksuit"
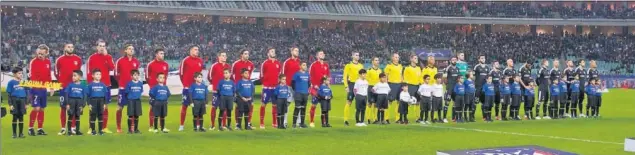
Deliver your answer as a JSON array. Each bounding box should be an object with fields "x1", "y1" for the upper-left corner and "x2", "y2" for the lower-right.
[
  {"x1": 454, "y1": 83, "x2": 466, "y2": 95},
  {"x1": 292, "y1": 71, "x2": 310, "y2": 94},
  {"x1": 500, "y1": 83, "x2": 511, "y2": 95},
  {"x1": 7, "y1": 80, "x2": 27, "y2": 98},
  {"x1": 189, "y1": 83, "x2": 209, "y2": 100},
  {"x1": 483, "y1": 83, "x2": 495, "y2": 96},
  {"x1": 149, "y1": 85, "x2": 171, "y2": 101},
  {"x1": 124, "y1": 81, "x2": 143, "y2": 100},
  {"x1": 274, "y1": 85, "x2": 291, "y2": 99},
  {"x1": 65, "y1": 82, "x2": 87, "y2": 99},
  {"x1": 464, "y1": 80, "x2": 475, "y2": 94},
  {"x1": 236, "y1": 79, "x2": 255, "y2": 98},
  {"x1": 217, "y1": 79, "x2": 235, "y2": 96},
  {"x1": 87, "y1": 82, "x2": 108, "y2": 98},
  {"x1": 511, "y1": 83, "x2": 522, "y2": 95}
]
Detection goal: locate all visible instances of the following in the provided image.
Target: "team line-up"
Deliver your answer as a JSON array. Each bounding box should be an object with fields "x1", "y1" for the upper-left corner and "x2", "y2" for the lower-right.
[{"x1": 5, "y1": 41, "x2": 604, "y2": 138}]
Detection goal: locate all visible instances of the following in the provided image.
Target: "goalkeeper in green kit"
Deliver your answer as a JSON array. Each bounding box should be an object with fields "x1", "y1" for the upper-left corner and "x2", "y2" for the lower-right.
[{"x1": 456, "y1": 52, "x2": 469, "y2": 78}]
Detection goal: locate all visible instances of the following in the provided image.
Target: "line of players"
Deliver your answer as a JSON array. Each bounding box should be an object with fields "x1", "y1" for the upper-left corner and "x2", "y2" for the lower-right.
[
  {"x1": 340, "y1": 52, "x2": 603, "y2": 126},
  {"x1": 8, "y1": 40, "x2": 338, "y2": 136},
  {"x1": 6, "y1": 40, "x2": 605, "y2": 137}
]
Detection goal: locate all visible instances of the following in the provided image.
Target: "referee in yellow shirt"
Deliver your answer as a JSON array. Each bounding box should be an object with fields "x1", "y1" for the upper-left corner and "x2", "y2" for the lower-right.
[
  {"x1": 342, "y1": 52, "x2": 363, "y2": 126},
  {"x1": 366, "y1": 57, "x2": 382, "y2": 124},
  {"x1": 384, "y1": 53, "x2": 403, "y2": 124},
  {"x1": 421, "y1": 56, "x2": 437, "y2": 122},
  {"x1": 403, "y1": 54, "x2": 422, "y2": 124}
]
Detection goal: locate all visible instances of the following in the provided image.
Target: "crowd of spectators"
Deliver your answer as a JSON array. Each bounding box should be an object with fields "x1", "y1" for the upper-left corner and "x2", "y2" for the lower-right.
[{"x1": 1, "y1": 13, "x2": 634, "y2": 75}]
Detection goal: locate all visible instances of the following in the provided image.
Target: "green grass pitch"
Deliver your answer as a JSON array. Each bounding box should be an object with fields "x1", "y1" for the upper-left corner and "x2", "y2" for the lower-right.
[{"x1": 1, "y1": 85, "x2": 634, "y2": 155}]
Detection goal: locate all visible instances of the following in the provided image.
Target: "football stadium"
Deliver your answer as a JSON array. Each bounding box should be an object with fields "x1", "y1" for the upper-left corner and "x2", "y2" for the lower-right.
[{"x1": 1, "y1": 1, "x2": 635, "y2": 155}]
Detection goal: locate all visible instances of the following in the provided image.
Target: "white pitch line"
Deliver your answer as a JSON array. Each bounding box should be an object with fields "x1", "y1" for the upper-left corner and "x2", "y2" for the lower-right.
[
  {"x1": 420, "y1": 124, "x2": 624, "y2": 145},
  {"x1": 314, "y1": 116, "x2": 622, "y2": 145}
]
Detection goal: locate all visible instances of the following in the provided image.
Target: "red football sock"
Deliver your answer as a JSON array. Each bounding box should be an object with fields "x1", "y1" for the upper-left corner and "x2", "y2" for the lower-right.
[
  {"x1": 222, "y1": 110, "x2": 227, "y2": 127},
  {"x1": 116, "y1": 109, "x2": 122, "y2": 130},
  {"x1": 29, "y1": 110, "x2": 37, "y2": 128},
  {"x1": 60, "y1": 108, "x2": 67, "y2": 128},
  {"x1": 272, "y1": 105, "x2": 278, "y2": 126},
  {"x1": 259, "y1": 106, "x2": 266, "y2": 125},
  {"x1": 180, "y1": 105, "x2": 187, "y2": 126},
  {"x1": 149, "y1": 109, "x2": 154, "y2": 127},
  {"x1": 210, "y1": 107, "x2": 217, "y2": 128},
  {"x1": 71, "y1": 117, "x2": 76, "y2": 128},
  {"x1": 37, "y1": 110, "x2": 44, "y2": 128},
  {"x1": 310, "y1": 105, "x2": 316, "y2": 123},
  {"x1": 102, "y1": 108, "x2": 109, "y2": 129},
  {"x1": 248, "y1": 104, "x2": 254, "y2": 124}
]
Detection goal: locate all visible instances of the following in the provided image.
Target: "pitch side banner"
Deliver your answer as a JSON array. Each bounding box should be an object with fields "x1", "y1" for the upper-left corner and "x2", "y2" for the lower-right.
[
  {"x1": 415, "y1": 49, "x2": 452, "y2": 60},
  {"x1": 601, "y1": 75, "x2": 635, "y2": 89}
]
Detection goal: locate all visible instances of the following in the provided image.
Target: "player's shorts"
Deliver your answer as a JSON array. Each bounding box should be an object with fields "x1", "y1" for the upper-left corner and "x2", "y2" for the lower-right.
[
  {"x1": 107, "y1": 88, "x2": 112, "y2": 103},
  {"x1": 524, "y1": 96, "x2": 534, "y2": 108},
  {"x1": 538, "y1": 87, "x2": 549, "y2": 102},
  {"x1": 89, "y1": 98, "x2": 106, "y2": 116},
  {"x1": 67, "y1": 98, "x2": 84, "y2": 116},
  {"x1": 368, "y1": 86, "x2": 377, "y2": 104},
  {"x1": 432, "y1": 96, "x2": 443, "y2": 111},
  {"x1": 294, "y1": 93, "x2": 309, "y2": 108},
  {"x1": 59, "y1": 90, "x2": 66, "y2": 108},
  {"x1": 181, "y1": 89, "x2": 190, "y2": 105},
  {"x1": 261, "y1": 88, "x2": 275, "y2": 104},
  {"x1": 30, "y1": 88, "x2": 48, "y2": 108},
  {"x1": 127, "y1": 99, "x2": 142, "y2": 116},
  {"x1": 211, "y1": 93, "x2": 220, "y2": 107},
  {"x1": 355, "y1": 95, "x2": 367, "y2": 110},
  {"x1": 420, "y1": 96, "x2": 431, "y2": 111},
  {"x1": 398, "y1": 102, "x2": 409, "y2": 114},
  {"x1": 407, "y1": 84, "x2": 419, "y2": 100},
  {"x1": 152, "y1": 100, "x2": 168, "y2": 117},
  {"x1": 118, "y1": 88, "x2": 128, "y2": 106},
  {"x1": 219, "y1": 95, "x2": 234, "y2": 110},
  {"x1": 347, "y1": 82, "x2": 355, "y2": 101},
  {"x1": 192, "y1": 99, "x2": 206, "y2": 117},
  {"x1": 454, "y1": 95, "x2": 465, "y2": 108},
  {"x1": 319, "y1": 99, "x2": 331, "y2": 111},
  {"x1": 388, "y1": 83, "x2": 401, "y2": 102},
  {"x1": 236, "y1": 98, "x2": 252, "y2": 113},
  {"x1": 376, "y1": 94, "x2": 389, "y2": 109},
  {"x1": 511, "y1": 95, "x2": 521, "y2": 107},
  {"x1": 10, "y1": 97, "x2": 27, "y2": 115},
  {"x1": 465, "y1": 93, "x2": 475, "y2": 106},
  {"x1": 276, "y1": 98, "x2": 288, "y2": 115}
]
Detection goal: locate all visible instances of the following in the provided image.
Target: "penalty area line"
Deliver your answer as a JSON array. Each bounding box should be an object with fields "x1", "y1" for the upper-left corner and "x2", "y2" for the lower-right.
[{"x1": 420, "y1": 124, "x2": 623, "y2": 145}]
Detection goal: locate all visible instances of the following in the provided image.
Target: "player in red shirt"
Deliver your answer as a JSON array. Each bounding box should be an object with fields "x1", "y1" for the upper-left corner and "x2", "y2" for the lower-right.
[
  {"x1": 282, "y1": 47, "x2": 301, "y2": 127},
  {"x1": 178, "y1": 46, "x2": 204, "y2": 131},
  {"x1": 309, "y1": 50, "x2": 330, "y2": 127},
  {"x1": 114, "y1": 44, "x2": 139, "y2": 133},
  {"x1": 208, "y1": 51, "x2": 230, "y2": 130},
  {"x1": 86, "y1": 40, "x2": 115, "y2": 133},
  {"x1": 146, "y1": 48, "x2": 169, "y2": 132},
  {"x1": 27, "y1": 44, "x2": 52, "y2": 136},
  {"x1": 55, "y1": 43, "x2": 82, "y2": 135},
  {"x1": 259, "y1": 48, "x2": 281, "y2": 129},
  {"x1": 231, "y1": 49, "x2": 254, "y2": 128}
]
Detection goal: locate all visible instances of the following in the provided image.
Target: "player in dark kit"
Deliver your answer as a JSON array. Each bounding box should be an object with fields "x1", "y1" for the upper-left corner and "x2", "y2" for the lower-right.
[
  {"x1": 291, "y1": 63, "x2": 310, "y2": 128},
  {"x1": 488, "y1": 61, "x2": 503, "y2": 120},
  {"x1": 189, "y1": 73, "x2": 209, "y2": 132},
  {"x1": 64, "y1": 70, "x2": 87, "y2": 136},
  {"x1": 574, "y1": 60, "x2": 587, "y2": 118},
  {"x1": 473, "y1": 56, "x2": 489, "y2": 116},
  {"x1": 149, "y1": 73, "x2": 171, "y2": 133},
  {"x1": 444, "y1": 57, "x2": 460, "y2": 123},
  {"x1": 518, "y1": 62, "x2": 532, "y2": 105},
  {"x1": 217, "y1": 69, "x2": 236, "y2": 131},
  {"x1": 7, "y1": 68, "x2": 28, "y2": 138},
  {"x1": 536, "y1": 60, "x2": 551, "y2": 119},
  {"x1": 563, "y1": 61, "x2": 576, "y2": 117},
  {"x1": 274, "y1": 75, "x2": 292, "y2": 129},
  {"x1": 235, "y1": 69, "x2": 255, "y2": 130},
  {"x1": 502, "y1": 59, "x2": 517, "y2": 85},
  {"x1": 124, "y1": 70, "x2": 144, "y2": 134},
  {"x1": 87, "y1": 70, "x2": 108, "y2": 136}
]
